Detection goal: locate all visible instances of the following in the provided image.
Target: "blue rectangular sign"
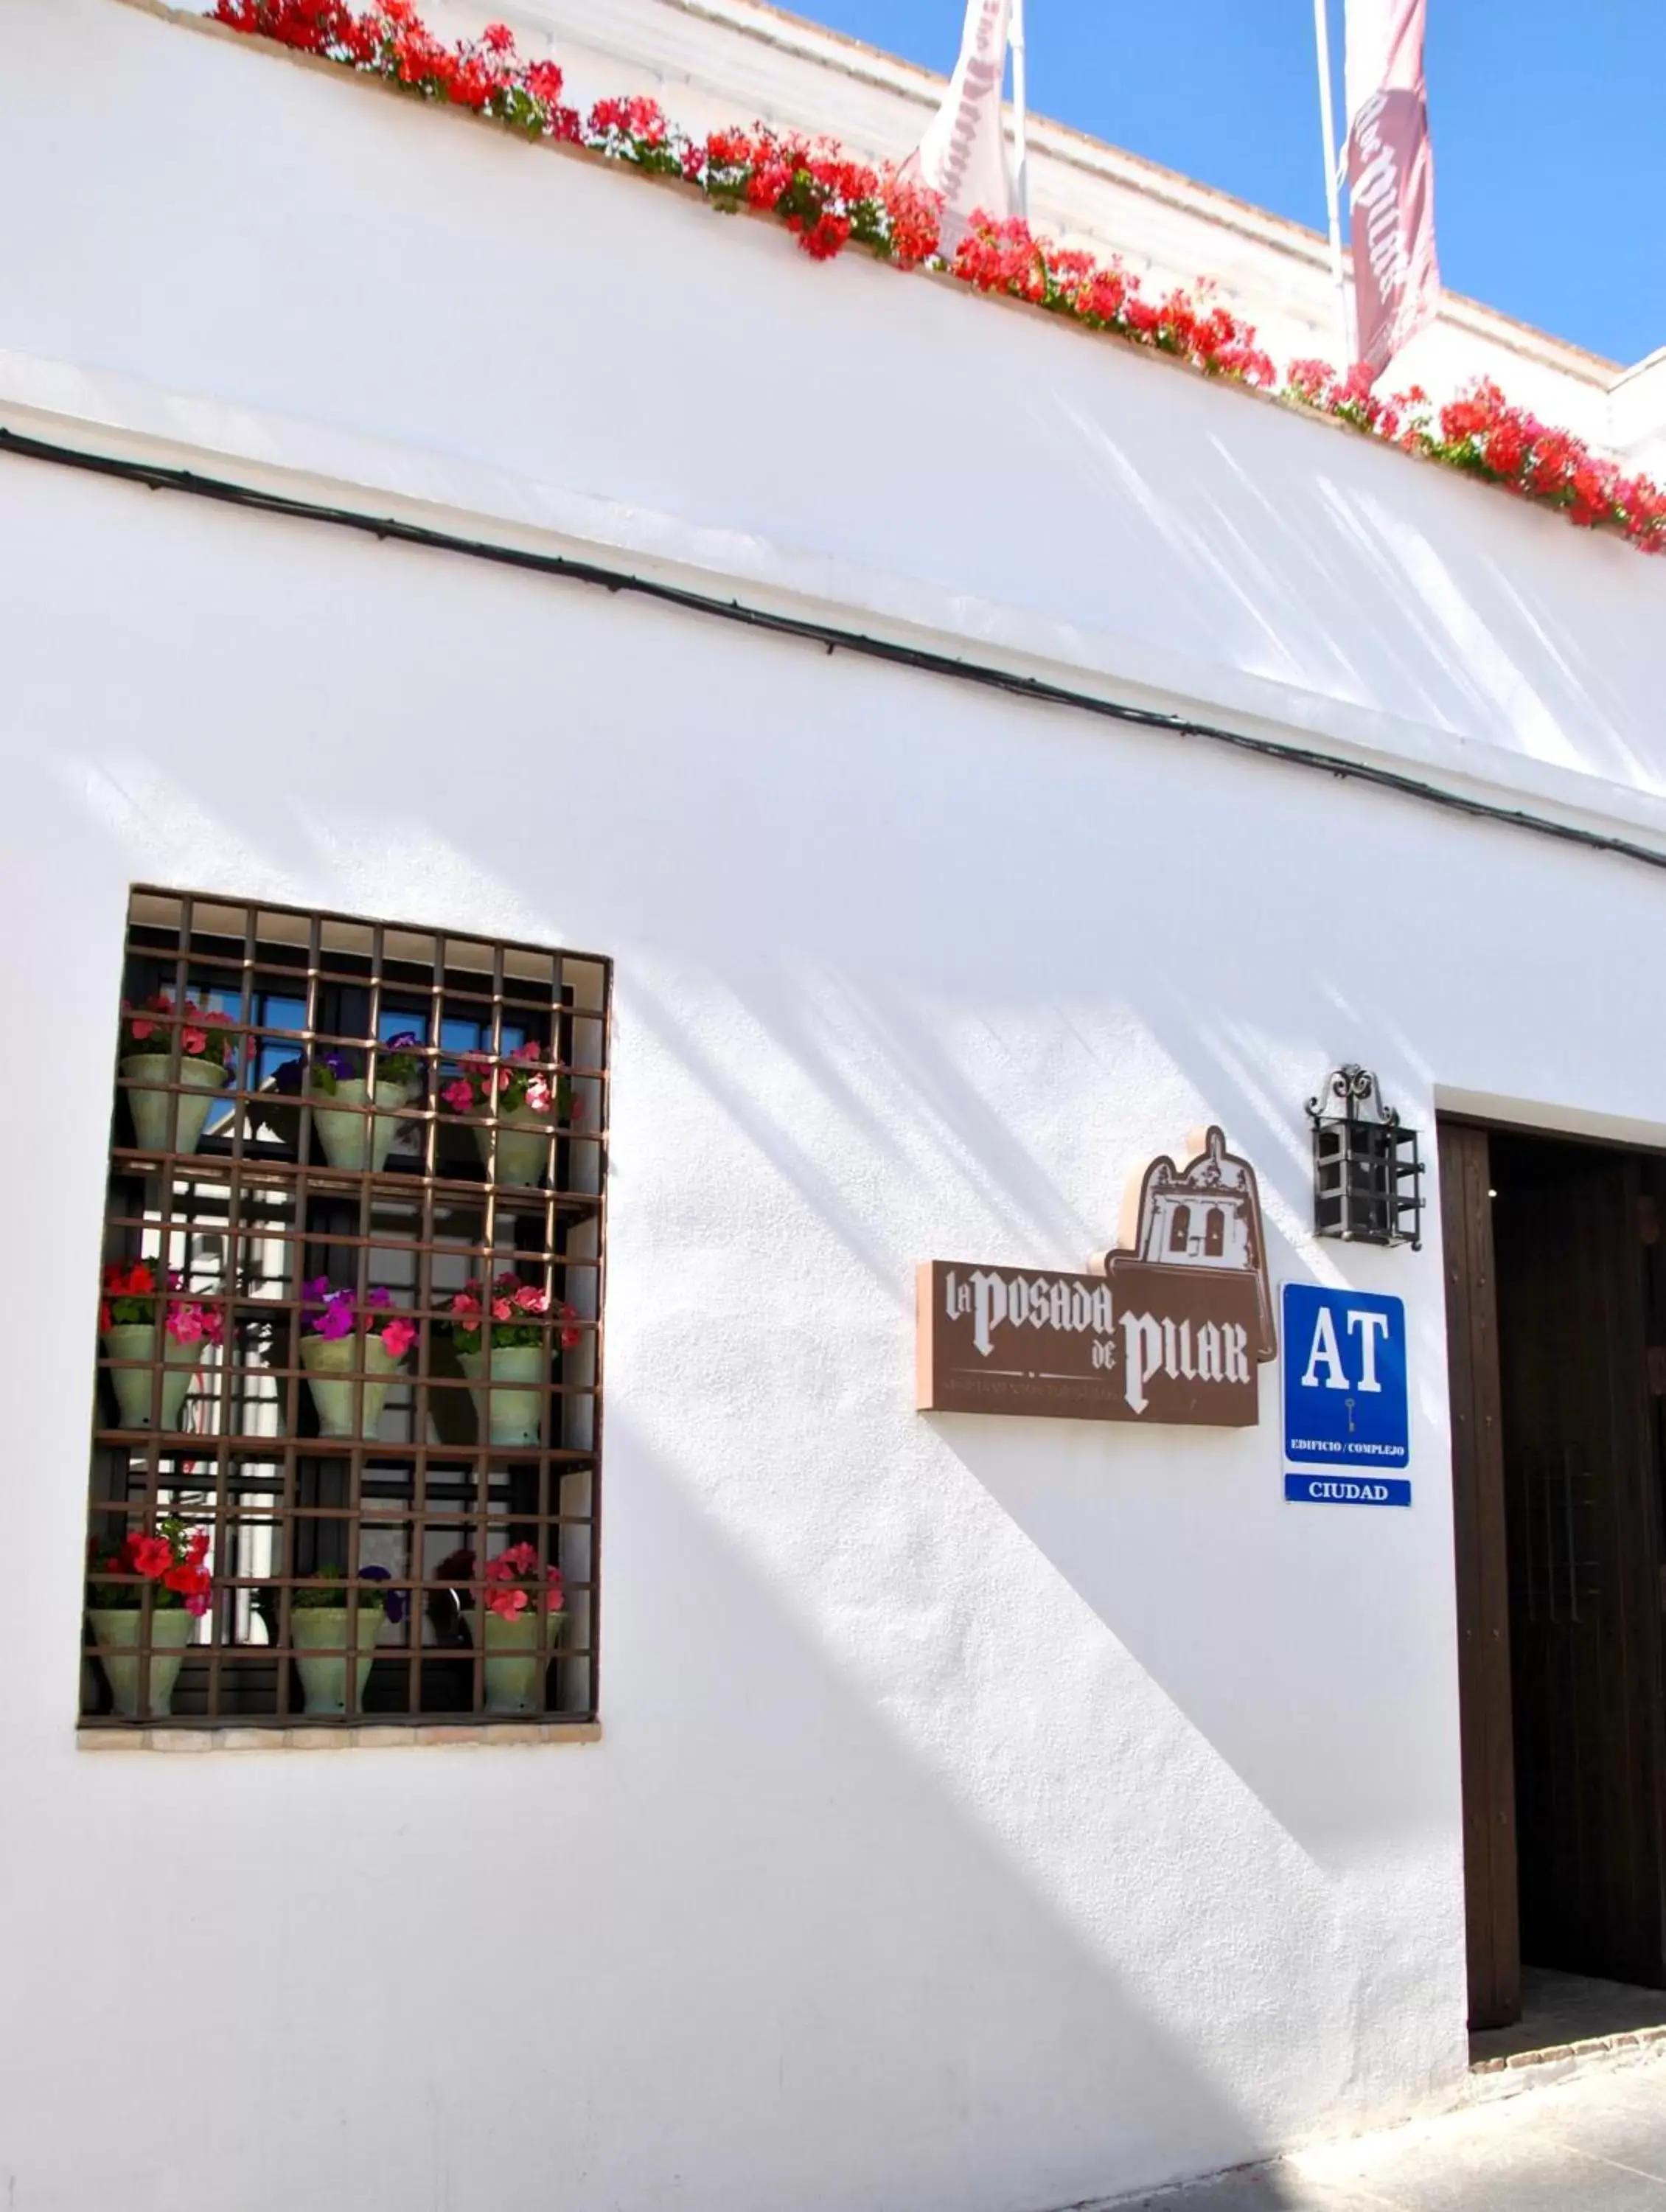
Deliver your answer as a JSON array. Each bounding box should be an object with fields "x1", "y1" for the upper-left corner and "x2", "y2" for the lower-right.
[
  {"x1": 1283, "y1": 1283, "x2": 1409, "y2": 1470},
  {"x1": 1285, "y1": 1472, "x2": 1412, "y2": 1509}
]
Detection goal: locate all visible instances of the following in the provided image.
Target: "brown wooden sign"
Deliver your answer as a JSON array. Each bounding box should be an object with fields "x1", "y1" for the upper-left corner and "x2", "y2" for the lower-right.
[{"x1": 916, "y1": 1127, "x2": 1278, "y2": 1428}]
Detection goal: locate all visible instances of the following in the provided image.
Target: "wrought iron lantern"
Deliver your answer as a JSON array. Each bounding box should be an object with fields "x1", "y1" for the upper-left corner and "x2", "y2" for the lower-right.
[{"x1": 1306, "y1": 1065, "x2": 1424, "y2": 1249}]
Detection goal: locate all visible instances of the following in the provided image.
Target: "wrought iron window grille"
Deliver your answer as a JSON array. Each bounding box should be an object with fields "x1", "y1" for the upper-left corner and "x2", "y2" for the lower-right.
[{"x1": 81, "y1": 888, "x2": 610, "y2": 1733}]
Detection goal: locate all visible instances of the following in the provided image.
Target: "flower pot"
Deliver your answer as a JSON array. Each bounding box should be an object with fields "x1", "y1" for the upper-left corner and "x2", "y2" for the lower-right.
[
  {"x1": 299, "y1": 1331, "x2": 401, "y2": 1438},
  {"x1": 290, "y1": 1607, "x2": 379, "y2": 1716},
  {"x1": 102, "y1": 1322, "x2": 203, "y2": 1431},
  {"x1": 460, "y1": 1343, "x2": 546, "y2": 1446},
  {"x1": 477, "y1": 1607, "x2": 564, "y2": 1715},
  {"x1": 88, "y1": 1606, "x2": 195, "y2": 1718},
  {"x1": 473, "y1": 1104, "x2": 551, "y2": 1189},
  {"x1": 310, "y1": 1077, "x2": 411, "y2": 1175},
  {"x1": 122, "y1": 1053, "x2": 229, "y2": 1156}
]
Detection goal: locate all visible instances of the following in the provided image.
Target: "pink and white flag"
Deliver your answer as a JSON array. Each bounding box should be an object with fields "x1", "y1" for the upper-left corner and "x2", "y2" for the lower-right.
[
  {"x1": 903, "y1": 0, "x2": 1014, "y2": 251},
  {"x1": 1345, "y1": 0, "x2": 1440, "y2": 380}
]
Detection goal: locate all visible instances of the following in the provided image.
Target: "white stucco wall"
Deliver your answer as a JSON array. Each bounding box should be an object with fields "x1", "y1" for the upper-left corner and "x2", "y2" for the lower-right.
[
  {"x1": 3, "y1": 8, "x2": 1666, "y2": 2211},
  {"x1": 228, "y1": 0, "x2": 1627, "y2": 440},
  {"x1": 9, "y1": 3, "x2": 1666, "y2": 849}
]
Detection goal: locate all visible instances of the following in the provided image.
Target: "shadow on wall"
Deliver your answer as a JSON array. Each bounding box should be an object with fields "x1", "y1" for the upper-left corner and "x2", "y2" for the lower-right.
[
  {"x1": 577, "y1": 1416, "x2": 1314, "y2": 2212},
  {"x1": 627, "y1": 953, "x2": 1455, "y2": 1872},
  {"x1": 624, "y1": 961, "x2": 1106, "y2": 1313},
  {"x1": 1037, "y1": 383, "x2": 1659, "y2": 801}
]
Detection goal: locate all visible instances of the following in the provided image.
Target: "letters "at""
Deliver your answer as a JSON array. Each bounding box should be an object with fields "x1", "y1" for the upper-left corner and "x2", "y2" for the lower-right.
[{"x1": 1300, "y1": 1306, "x2": 1390, "y2": 1394}]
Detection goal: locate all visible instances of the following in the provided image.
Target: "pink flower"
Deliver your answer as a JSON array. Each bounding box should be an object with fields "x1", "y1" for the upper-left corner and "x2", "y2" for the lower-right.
[
  {"x1": 380, "y1": 1317, "x2": 416, "y2": 1361},
  {"x1": 185, "y1": 1593, "x2": 212, "y2": 1618},
  {"x1": 523, "y1": 1077, "x2": 551, "y2": 1114},
  {"x1": 512, "y1": 1041, "x2": 543, "y2": 1065},
  {"x1": 130, "y1": 1018, "x2": 155, "y2": 1043},
  {"x1": 166, "y1": 1307, "x2": 205, "y2": 1347},
  {"x1": 512, "y1": 1284, "x2": 547, "y2": 1315},
  {"x1": 495, "y1": 1068, "x2": 512, "y2": 1093},
  {"x1": 449, "y1": 1290, "x2": 479, "y2": 1318},
  {"x1": 442, "y1": 1078, "x2": 474, "y2": 1115},
  {"x1": 181, "y1": 1027, "x2": 209, "y2": 1056},
  {"x1": 491, "y1": 1297, "x2": 513, "y2": 1322},
  {"x1": 502, "y1": 1543, "x2": 537, "y2": 1573},
  {"x1": 485, "y1": 1586, "x2": 529, "y2": 1619}
]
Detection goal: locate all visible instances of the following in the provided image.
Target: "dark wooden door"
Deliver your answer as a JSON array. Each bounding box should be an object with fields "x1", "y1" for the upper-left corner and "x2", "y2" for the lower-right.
[
  {"x1": 1491, "y1": 1139, "x2": 1666, "y2": 1989},
  {"x1": 1440, "y1": 1121, "x2": 1520, "y2": 2028}
]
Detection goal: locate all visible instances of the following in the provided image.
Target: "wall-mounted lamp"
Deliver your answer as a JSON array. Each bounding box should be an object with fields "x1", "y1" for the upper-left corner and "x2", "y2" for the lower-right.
[{"x1": 1306, "y1": 1065, "x2": 1424, "y2": 1250}]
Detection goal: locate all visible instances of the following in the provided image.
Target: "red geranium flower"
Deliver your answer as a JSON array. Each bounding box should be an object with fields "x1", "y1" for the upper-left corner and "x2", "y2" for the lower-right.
[{"x1": 128, "y1": 1534, "x2": 172, "y2": 1579}]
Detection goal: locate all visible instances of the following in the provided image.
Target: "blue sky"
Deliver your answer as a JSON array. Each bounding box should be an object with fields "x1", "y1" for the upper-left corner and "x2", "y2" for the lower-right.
[{"x1": 794, "y1": 0, "x2": 1662, "y2": 366}]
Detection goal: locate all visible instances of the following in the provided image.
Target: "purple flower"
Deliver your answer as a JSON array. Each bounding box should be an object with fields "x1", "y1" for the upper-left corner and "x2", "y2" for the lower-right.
[
  {"x1": 321, "y1": 1048, "x2": 357, "y2": 1082},
  {"x1": 358, "y1": 1564, "x2": 405, "y2": 1624},
  {"x1": 307, "y1": 1281, "x2": 355, "y2": 1339},
  {"x1": 366, "y1": 1286, "x2": 391, "y2": 1310}
]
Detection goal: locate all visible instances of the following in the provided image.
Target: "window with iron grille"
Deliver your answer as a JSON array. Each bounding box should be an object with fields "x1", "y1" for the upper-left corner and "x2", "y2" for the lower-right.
[{"x1": 82, "y1": 888, "x2": 608, "y2": 1733}]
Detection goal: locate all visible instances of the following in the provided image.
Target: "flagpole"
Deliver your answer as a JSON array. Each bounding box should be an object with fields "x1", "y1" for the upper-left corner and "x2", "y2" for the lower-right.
[
  {"x1": 1009, "y1": 0, "x2": 1030, "y2": 219},
  {"x1": 1311, "y1": 0, "x2": 1353, "y2": 362}
]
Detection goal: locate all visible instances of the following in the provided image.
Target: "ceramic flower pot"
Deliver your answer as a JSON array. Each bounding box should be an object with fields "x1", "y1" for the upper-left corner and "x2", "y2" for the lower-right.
[
  {"x1": 310, "y1": 1077, "x2": 411, "y2": 1175},
  {"x1": 121, "y1": 1052, "x2": 229, "y2": 1156},
  {"x1": 299, "y1": 1331, "x2": 400, "y2": 1438},
  {"x1": 88, "y1": 1606, "x2": 194, "y2": 1718},
  {"x1": 460, "y1": 1342, "x2": 546, "y2": 1447},
  {"x1": 291, "y1": 1606, "x2": 379, "y2": 1715},
  {"x1": 473, "y1": 1103, "x2": 551, "y2": 1189},
  {"x1": 478, "y1": 1607, "x2": 564, "y2": 1715},
  {"x1": 102, "y1": 1322, "x2": 202, "y2": 1431}
]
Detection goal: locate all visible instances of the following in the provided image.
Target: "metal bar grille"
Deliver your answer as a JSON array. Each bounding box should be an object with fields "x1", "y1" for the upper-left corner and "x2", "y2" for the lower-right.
[{"x1": 81, "y1": 887, "x2": 610, "y2": 1731}]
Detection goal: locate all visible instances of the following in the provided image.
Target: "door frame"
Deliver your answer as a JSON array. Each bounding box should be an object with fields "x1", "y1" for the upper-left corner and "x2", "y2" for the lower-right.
[
  {"x1": 1438, "y1": 1119, "x2": 1520, "y2": 2029},
  {"x1": 1440, "y1": 1111, "x2": 1666, "y2": 2024}
]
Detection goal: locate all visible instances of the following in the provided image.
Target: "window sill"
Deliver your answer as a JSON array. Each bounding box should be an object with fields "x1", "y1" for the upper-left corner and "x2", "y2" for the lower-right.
[{"x1": 77, "y1": 1721, "x2": 602, "y2": 1753}]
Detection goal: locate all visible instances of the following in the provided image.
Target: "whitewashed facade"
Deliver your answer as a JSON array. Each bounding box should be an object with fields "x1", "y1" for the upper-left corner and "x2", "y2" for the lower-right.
[
  {"x1": 417, "y1": 0, "x2": 1665, "y2": 462},
  {"x1": 1, "y1": 4, "x2": 1665, "y2": 2210}
]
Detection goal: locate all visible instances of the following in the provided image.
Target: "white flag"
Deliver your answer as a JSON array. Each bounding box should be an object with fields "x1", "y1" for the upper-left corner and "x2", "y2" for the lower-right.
[{"x1": 903, "y1": 0, "x2": 1014, "y2": 250}]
